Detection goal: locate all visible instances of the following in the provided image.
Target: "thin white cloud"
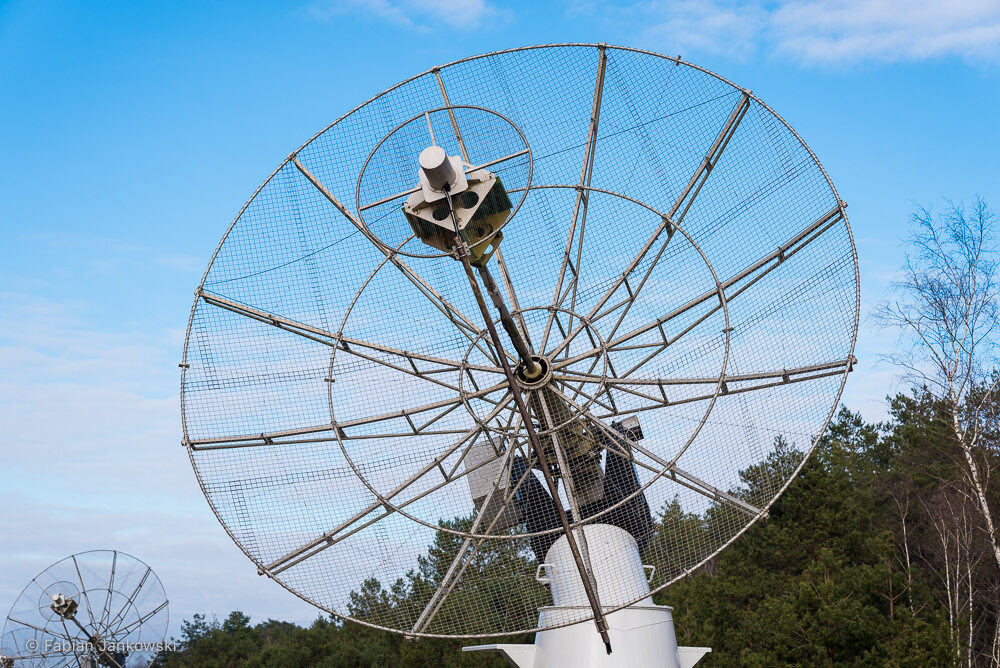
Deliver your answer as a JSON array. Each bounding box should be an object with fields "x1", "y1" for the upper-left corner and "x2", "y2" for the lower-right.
[
  {"x1": 771, "y1": 0, "x2": 1000, "y2": 63},
  {"x1": 577, "y1": 0, "x2": 1000, "y2": 65},
  {"x1": 624, "y1": 1, "x2": 768, "y2": 61},
  {"x1": 308, "y1": 0, "x2": 501, "y2": 30}
]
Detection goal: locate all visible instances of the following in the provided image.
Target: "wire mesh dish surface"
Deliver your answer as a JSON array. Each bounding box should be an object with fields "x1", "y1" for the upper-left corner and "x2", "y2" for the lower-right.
[
  {"x1": 1, "y1": 551, "x2": 169, "y2": 667},
  {"x1": 180, "y1": 44, "x2": 859, "y2": 638}
]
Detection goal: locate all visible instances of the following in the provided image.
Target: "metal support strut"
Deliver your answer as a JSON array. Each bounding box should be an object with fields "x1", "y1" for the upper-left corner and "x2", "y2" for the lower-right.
[
  {"x1": 68, "y1": 615, "x2": 123, "y2": 668},
  {"x1": 476, "y1": 264, "x2": 541, "y2": 380},
  {"x1": 443, "y1": 185, "x2": 613, "y2": 654}
]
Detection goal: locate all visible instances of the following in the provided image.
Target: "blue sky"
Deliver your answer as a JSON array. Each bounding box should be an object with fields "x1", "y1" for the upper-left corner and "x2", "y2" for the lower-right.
[{"x1": 2, "y1": 0, "x2": 999, "y2": 639}]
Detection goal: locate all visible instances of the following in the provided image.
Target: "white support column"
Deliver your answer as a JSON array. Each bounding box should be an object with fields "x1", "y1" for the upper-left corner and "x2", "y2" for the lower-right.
[{"x1": 463, "y1": 524, "x2": 711, "y2": 668}]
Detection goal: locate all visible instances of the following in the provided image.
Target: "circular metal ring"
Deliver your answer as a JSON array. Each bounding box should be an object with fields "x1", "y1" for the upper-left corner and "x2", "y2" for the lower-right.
[{"x1": 354, "y1": 104, "x2": 533, "y2": 259}]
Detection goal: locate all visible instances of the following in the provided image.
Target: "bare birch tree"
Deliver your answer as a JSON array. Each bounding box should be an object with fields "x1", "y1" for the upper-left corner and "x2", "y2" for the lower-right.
[{"x1": 878, "y1": 198, "x2": 1000, "y2": 664}]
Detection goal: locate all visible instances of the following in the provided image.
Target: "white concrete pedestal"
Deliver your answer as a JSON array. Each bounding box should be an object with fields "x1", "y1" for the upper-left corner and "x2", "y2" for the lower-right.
[{"x1": 464, "y1": 524, "x2": 710, "y2": 667}]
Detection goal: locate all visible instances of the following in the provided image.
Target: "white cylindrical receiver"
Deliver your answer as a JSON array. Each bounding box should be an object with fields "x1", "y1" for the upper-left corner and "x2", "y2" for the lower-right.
[
  {"x1": 419, "y1": 145, "x2": 457, "y2": 192},
  {"x1": 542, "y1": 524, "x2": 653, "y2": 607}
]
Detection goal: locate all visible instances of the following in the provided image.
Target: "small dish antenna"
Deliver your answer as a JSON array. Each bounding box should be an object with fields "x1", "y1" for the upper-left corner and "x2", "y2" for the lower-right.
[
  {"x1": 180, "y1": 44, "x2": 858, "y2": 667},
  {"x1": 1, "y1": 550, "x2": 169, "y2": 667}
]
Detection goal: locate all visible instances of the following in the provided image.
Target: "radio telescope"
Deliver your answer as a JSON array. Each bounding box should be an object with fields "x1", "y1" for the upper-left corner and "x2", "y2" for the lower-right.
[
  {"x1": 0, "y1": 550, "x2": 169, "y2": 668},
  {"x1": 180, "y1": 44, "x2": 858, "y2": 666}
]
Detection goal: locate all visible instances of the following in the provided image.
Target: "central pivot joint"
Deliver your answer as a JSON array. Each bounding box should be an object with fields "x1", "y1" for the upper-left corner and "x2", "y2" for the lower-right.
[{"x1": 515, "y1": 354, "x2": 551, "y2": 389}]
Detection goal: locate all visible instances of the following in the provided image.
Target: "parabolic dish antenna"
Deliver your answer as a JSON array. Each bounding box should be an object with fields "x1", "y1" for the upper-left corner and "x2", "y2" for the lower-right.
[
  {"x1": 1, "y1": 550, "x2": 169, "y2": 667},
  {"x1": 180, "y1": 44, "x2": 858, "y2": 643}
]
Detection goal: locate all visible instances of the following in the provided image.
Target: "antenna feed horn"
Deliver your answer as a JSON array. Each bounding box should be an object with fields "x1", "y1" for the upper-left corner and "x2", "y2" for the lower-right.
[
  {"x1": 418, "y1": 146, "x2": 467, "y2": 196},
  {"x1": 404, "y1": 146, "x2": 513, "y2": 266},
  {"x1": 50, "y1": 593, "x2": 79, "y2": 620}
]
